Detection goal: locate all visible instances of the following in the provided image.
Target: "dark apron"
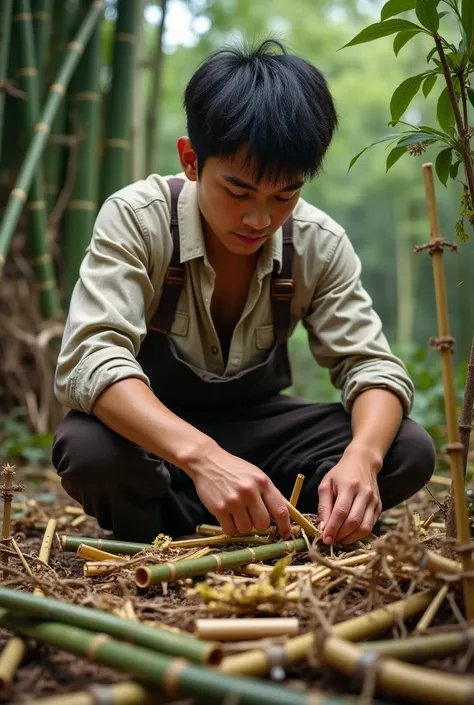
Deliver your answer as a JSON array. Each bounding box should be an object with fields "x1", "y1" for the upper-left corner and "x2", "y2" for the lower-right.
[{"x1": 136, "y1": 178, "x2": 295, "y2": 413}]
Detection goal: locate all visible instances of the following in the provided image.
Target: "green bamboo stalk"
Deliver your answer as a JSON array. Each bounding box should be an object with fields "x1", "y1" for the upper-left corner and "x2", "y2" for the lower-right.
[
  {"x1": 0, "y1": 0, "x2": 104, "y2": 279},
  {"x1": 100, "y1": 0, "x2": 140, "y2": 203},
  {"x1": 0, "y1": 608, "x2": 334, "y2": 705},
  {"x1": 0, "y1": 586, "x2": 221, "y2": 665},
  {"x1": 135, "y1": 538, "x2": 308, "y2": 587},
  {"x1": 32, "y1": 0, "x2": 53, "y2": 90},
  {"x1": 0, "y1": 0, "x2": 14, "y2": 163},
  {"x1": 62, "y1": 10, "x2": 101, "y2": 301},
  {"x1": 61, "y1": 535, "x2": 149, "y2": 555},
  {"x1": 360, "y1": 629, "x2": 474, "y2": 664},
  {"x1": 15, "y1": 0, "x2": 60, "y2": 319}
]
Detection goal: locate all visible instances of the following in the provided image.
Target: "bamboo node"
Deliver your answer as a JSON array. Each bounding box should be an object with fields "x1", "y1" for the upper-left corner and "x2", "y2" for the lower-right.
[
  {"x1": 162, "y1": 658, "x2": 188, "y2": 694},
  {"x1": 354, "y1": 649, "x2": 384, "y2": 681},
  {"x1": 0, "y1": 80, "x2": 26, "y2": 100},
  {"x1": 13, "y1": 12, "x2": 32, "y2": 22},
  {"x1": 414, "y1": 239, "x2": 459, "y2": 255},
  {"x1": 115, "y1": 32, "x2": 137, "y2": 43},
  {"x1": 35, "y1": 123, "x2": 50, "y2": 135},
  {"x1": 68, "y1": 41, "x2": 85, "y2": 55},
  {"x1": 443, "y1": 442, "x2": 465, "y2": 453},
  {"x1": 264, "y1": 644, "x2": 289, "y2": 669},
  {"x1": 429, "y1": 335, "x2": 455, "y2": 352},
  {"x1": 11, "y1": 188, "x2": 27, "y2": 202},
  {"x1": 50, "y1": 83, "x2": 65, "y2": 95},
  {"x1": 86, "y1": 633, "x2": 110, "y2": 661}
]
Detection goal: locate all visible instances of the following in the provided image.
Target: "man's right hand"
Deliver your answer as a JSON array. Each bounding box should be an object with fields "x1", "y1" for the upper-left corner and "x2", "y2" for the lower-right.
[{"x1": 186, "y1": 443, "x2": 291, "y2": 539}]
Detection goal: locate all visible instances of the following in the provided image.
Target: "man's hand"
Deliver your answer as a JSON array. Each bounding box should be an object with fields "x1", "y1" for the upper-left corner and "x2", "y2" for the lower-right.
[
  {"x1": 318, "y1": 448, "x2": 382, "y2": 545},
  {"x1": 188, "y1": 444, "x2": 292, "y2": 539}
]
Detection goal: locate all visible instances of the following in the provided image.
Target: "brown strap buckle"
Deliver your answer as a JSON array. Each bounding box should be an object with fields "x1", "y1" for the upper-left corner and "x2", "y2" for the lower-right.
[
  {"x1": 271, "y1": 279, "x2": 294, "y2": 299},
  {"x1": 166, "y1": 266, "x2": 185, "y2": 284}
]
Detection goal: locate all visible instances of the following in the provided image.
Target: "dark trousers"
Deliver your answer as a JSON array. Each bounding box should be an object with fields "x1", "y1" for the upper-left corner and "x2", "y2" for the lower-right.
[{"x1": 52, "y1": 395, "x2": 436, "y2": 542}]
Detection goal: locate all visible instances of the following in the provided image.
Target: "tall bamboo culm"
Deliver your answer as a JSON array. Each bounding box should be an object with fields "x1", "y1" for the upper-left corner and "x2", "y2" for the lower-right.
[
  {"x1": 0, "y1": 0, "x2": 14, "y2": 164},
  {"x1": 421, "y1": 162, "x2": 474, "y2": 620},
  {"x1": 31, "y1": 0, "x2": 52, "y2": 91},
  {"x1": 62, "y1": 7, "x2": 101, "y2": 301},
  {"x1": 15, "y1": 0, "x2": 60, "y2": 319},
  {"x1": 145, "y1": 0, "x2": 167, "y2": 175},
  {"x1": 100, "y1": 0, "x2": 140, "y2": 204}
]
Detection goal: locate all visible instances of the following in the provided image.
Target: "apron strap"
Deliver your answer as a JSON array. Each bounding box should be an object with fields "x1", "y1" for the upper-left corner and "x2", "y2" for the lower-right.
[
  {"x1": 149, "y1": 178, "x2": 186, "y2": 334},
  {"x1": 271, "y1": 216, "x2": 294, "y2": 344}
]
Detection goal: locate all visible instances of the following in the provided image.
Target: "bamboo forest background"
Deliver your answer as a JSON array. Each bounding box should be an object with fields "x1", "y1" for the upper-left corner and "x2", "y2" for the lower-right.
[{"x1": 0, "y1": 0, "x2": 472, "y2": 461}]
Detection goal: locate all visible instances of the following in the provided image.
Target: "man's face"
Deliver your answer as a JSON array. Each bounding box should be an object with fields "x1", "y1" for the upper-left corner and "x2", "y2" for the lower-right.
[{"x1": 178, "y1": 139, "x2": 303, "y2": 257}]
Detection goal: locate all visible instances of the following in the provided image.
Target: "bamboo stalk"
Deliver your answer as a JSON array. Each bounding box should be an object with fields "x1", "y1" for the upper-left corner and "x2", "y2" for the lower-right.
[
  {"x1": 422, "y1": 550, "x2": 461, "y2": 575},
  {"x1": 84, "y1": 560, "x2": 128, "y2": 577},
  {"x1": 1, "y1": 464, "x2": 15, "y2": 566},
  {"x1": 0, "y1": 586, "x2": 222, "y2": 666},
  {"x1": 61, "y1": 535, "x2": 149, "y2": 555},
  {"x1": 27, "y1": 682, "x2": 163, "y2": 705},
  {"x1": 32, "y1": 0, "x2": 52, "y2": 90},
  {"x1": 196, "y1": 525, "x2": 272, "y2": 537},
  {"x1": 360, "y1": 628, "x2": 474, "y2": 663},
  {"x1": 0, "y1": 0, "x2": 105, "y2": 275},
  {"x1": 414, "y1": 585, "x2": 449, "y2": 633},
  {"x1": 65, "y1": 506, "x2": 85, "y2": 516},
  {"x1": 195, "y1": 618, "x2": 299, "y2": 641},
  {"x1": 145, "y1": 0, "x2": 167, "y2": 174},
  {"x1": 135, "y1": 538, "x2": 307, "y2": 588},
  {"x1": 289, "y1": 473, "x2": 305, "y2": 507},
  {"x1": 283, "y1": 499, "x2": 319, "y2": 537},
  {"x1": 10, "y1": 537, "x2": 34, "y2": 577},
  {"x1": 219, "y1": 589, "x2": 434, "y2": 675},
  {"x1": 77, "y1": 543, "x2": 126, "y2": 562},
  {"x1": 0, "y1": 0, "x2": 13, "y2": 163},
  {"x1": 170, "y1": 535, "x2": 270, "y2": 549},
  {"x1": 0, "y1": 636, "x2": 27, "y2": 689},
  {"x1": 0, "y1": 608, "x2": 325, "y2": 705}
]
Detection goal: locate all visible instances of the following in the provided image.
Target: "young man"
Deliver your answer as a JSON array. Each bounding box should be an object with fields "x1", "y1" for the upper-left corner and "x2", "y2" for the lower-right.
[{"x1": 52, "y1": 40, "x2": 435, "y2": 545}]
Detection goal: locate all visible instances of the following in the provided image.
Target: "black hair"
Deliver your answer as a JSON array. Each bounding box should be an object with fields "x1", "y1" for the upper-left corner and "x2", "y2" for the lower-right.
[{"x1": 184, "y1": 38, "x2": 338, "y2": 185}]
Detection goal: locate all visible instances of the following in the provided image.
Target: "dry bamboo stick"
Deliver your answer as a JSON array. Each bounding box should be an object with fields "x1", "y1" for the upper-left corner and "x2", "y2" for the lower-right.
[
  {"x1": 71, "y1": 515, "x2": 87, "y2": 528},
  {"x1": 422, "y1": 549, "x2": 461, "y2": 575},
  {"x1": 195, "y1": 618, "x2": 299, "y2": 641},
  {"x1": 360, "y1": 629, "x2": 474, "y2": 663},
  {"x1": 421, "y1": 513, "x2": 435, "y2": 530},
  {"x1": 169, "y1": 534, "x2": 269, "y2": 549},
  {"x1": 1, "y1": 464, "x2": 15, "y2": 567},
  {"x1": 414, "y1": 585, "x2": 449, "y2": 633},
  {"x1": 10, "y1": 537, "x2": 33, "y2": 577},
  {"x1": 76, "y1": 543, "x2": 127, "y2": 562},
  {"x1": 34, "y1": 519, "x2": 57, "y2": 599},
  {"x1": 84, "y1": 560, "x2": 129, "y2": 577},
  {"x1": 24, "y1": 682, "x2": 161, "y2": 705},
  {"x1": 289, "y1": 473, "x2": 305, "y2": 507},
  {"x1": 428, "y1": 475, "x2": 452, "y2": 486},
  {"x1": 283, "y1": 499, "x2": 319, "y2": 537},
  {"x1": 240, "y1": 563, "x2": 314, "y2": 576},
  {"x1": 422, "y1": 162, "x2": 474, "y2": 619},
  {"x1": 0, "y1": 637, "x2": 28, "y2": 689},
  {"x1": 196, "y1": 524, "x2": 272, "y2": 537},
  {"x1": 64, "y1": 506, "x2": 85, "y2": 516}
]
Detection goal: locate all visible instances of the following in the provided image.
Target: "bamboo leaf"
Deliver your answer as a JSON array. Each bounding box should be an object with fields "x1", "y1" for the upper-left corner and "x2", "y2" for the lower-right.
[
  {"x1": 381, "y1": 0, "x2": 417, "y2": 20},
  {"x1": 415, "y1": 0, "x2": 439, "y2": 32},
  {"x1": 390, "y1": 73, "x2": 426, "y2": 121},
  {"x1": 393, "y1": 29, "x2": 423, "y2": 55},
  {"x1": 386, "y1": 145, "x2": 408, "y2": 170},
  {"x1": 422, "y1": 73, "x2": 437, "y2": 97},
  {"x1": 435, "y1": 147, "x2": 453, "y2": 186},
  {"x1": 461, "y1": 0, "x2": 474, "y2": 54},
  {"x1": 436, "y1": 86, "x2": 455, "y2": 132},
  {"x1": 348, "y1": 133, "x2": 402, "y2": 171},
  {"x1": 467, "y1": 87, "x2": 474, "y2": 109},
  {"x1": 341, "y1": 19, "x2": 426, "y2": 49}
]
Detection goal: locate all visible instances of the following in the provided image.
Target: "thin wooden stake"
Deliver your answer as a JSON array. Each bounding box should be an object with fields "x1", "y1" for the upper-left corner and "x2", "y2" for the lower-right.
[
  {"x1": 289, "y1": 474, "x2": 305, "y2": 507},
  {"x1": 283, "y1": 499, "x2": 319, "y2": 537},
  {"x1": 415, "y1": 585, "x2": 449, "y2": 633}
]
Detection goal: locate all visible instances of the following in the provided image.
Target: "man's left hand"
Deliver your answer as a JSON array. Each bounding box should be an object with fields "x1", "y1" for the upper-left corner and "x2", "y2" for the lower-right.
[{"x1": 317, "y1": 448, "x2": 382, "y2": 546}]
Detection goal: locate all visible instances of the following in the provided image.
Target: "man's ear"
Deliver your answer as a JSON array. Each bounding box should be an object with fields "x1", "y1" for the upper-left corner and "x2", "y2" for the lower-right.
[{"x1": 177, "y1": 136, "x2": 198, "y2": 181}]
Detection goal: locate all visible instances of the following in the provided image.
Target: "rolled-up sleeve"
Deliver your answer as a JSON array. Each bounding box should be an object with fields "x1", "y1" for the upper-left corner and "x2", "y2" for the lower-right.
[
  {"x1": 54, "y1": 196, "x2": 157, "y2": 413},
  {"x1": 304, "y1": 231, "x2": 414, "y2": 414}
]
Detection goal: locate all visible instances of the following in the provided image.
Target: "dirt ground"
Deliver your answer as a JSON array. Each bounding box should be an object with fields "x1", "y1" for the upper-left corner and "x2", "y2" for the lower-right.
[{"x1": 0, "y1": 461, "x2": 470, "y2": 704}]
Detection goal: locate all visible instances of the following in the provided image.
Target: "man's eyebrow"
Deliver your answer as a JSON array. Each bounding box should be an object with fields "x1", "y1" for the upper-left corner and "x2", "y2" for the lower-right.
[{"x1": 222, "y1": 175, "x2": 304, "y2": 193}]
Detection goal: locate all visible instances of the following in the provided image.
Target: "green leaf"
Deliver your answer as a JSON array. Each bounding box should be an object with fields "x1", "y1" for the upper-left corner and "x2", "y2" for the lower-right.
[
  {"x1": 386, "y1": 145, "x2": 408, "y2": 170},
  {"x1": 390, "y1": 73, "x2": 426, "y2": 121},
  {"x1": 415, "y1": 0, "x2": 439, "y2": 32},
  {"x1": 393, "y1": 29, "x2": 423, "y2": 54},
  {"x1": 436, "y1": 86, "x2": 456, "y2": 133},
  {"x1": 381, "y1": 0, "x2": 417, "y2": 20},
  {"x1": 426, "y1": 46, "x2": 438, "y2": 63},
  {"x1": 450, "y1": 159, "x2": 462, "y2": 179},
  {"x1": 397, "y1": 131, "x2": 437, "y2": 146},
  {"x1": 435, "y1": 147, "x2": 452, "y2": 186},
  {"x1": 341, "y1": 19, "x2": 426, "y2": 49},
  {"x1": 461, "y1": 0, "x2": 474, "y2": 53},
  {"x1": 467, "y1": 87, "x2": 474, "y2": 109},
  {"x1": 348, "y1": 133, "x2": 402, "y2": 171},
  {"x1": 422, "y1": 73, "x2": 437, "y2": 97}
]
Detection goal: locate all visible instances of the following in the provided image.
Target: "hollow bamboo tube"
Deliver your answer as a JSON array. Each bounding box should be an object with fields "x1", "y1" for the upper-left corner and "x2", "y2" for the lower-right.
[
  {"x1": 84, "y1": 561, "x2": 128, "y2": 578},
  {"x1": 10, "y1": 538, "x2": 33, "y2": 577},
  {"x1": 195, "y1": 618, "x2": 299, "y2": 641},
  {"x1": 0, "y1": 586, "x2": 222, "y2": 666},
  {"x1": 360, "y1": 628, "x2": 474, "y2": 663},
  {"x1": 135, "y1": 538, "x2": 307, "y2": 588},
  {"x1": 34, "y1": 518, "x2": 57, "y2": 598},
  {"x1": 289, "y1": 473, "x2": 305, "y2": 507},
  {"x1": 422, "y1": 162, "x2": 474, "y2": 619},
  {"x1": 25, "y1": 682, "x2": 160, "y2": 705},
  {"x1": 283, "y1": 500, "x2": 318, "y2": 537},
  {"x1": 77, "y1": 543, "x2": 126, "y2": 562},
  {"x1": 322, "y1": 634, "x2": 474, "y2": 705},
  {"x1": 219, "y1": 589, "x2": 434, "y2": 675},
  {"x1": 0, "y1": 636, "x2": 27, "y2": 689},
  {"x1": 61, "y1": 535, "x2": 149, "y2": 555},
  {"x1": 422, "y1": 549, "x2": 461, "y2": 575},
  {"x1": 415, "y1": 584, "x2": 449, "y2": 633}
]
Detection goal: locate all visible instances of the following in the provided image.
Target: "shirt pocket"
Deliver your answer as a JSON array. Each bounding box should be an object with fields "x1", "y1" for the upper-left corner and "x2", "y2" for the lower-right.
[
  {"x1": 170, "y1": 310, "x2": 190, "y2": 337},
  {"x1": 255, "y1": 324, "x2": 275, "y2": 350}
]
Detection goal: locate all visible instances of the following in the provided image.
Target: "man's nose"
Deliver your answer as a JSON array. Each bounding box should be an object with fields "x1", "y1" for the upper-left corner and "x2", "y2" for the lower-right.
[{"x1": 242, "y1": 206, "x2": 271, "y2": 231}]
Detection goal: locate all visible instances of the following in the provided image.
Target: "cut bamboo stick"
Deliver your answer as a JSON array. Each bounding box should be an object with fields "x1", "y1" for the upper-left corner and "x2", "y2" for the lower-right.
[
  {"x1": 76, "y1": 543, "x2": 125, "y2": 562},
  {"x1": 360, "y1": 628, "x2": 474, "y2": 663},
  {"x1": 283, "y1": 499, "x2": 318, "y2": 537},
  {"x1": 10, "y1": 537, "x2": 33, "y2": 577},
  {"x1": 414, "y1": 585, "x2": 449, "y2": 633},
  {"x1": 70, "y1": 515, "x2": 87, "y2": 528},
  {"x1": 289, "y1": 473, "x2": 305, "y2": 507},
  {"x1": 0, "y1": 636, "x2": 27, "y2": 689},
  {"x1": 196, "y1": 524, "x2": 273, "y2": 537},
  {"x1": 24, "y1": 681, "x2": 160, "y2": 705},
  {"x1": 422, "y1": 162, "x2": 474, "y2": 619},
  {"x1": 422, "y1": 549, "x2": 461, "y2": 575},
  {"x1": 84, "y1": 560, "x2": 128, "y2": 578},
  {"x1": 34, "y1": 517, "x2": 57, "y2": 594},
  {"x1": 65, "y1": 506, "x2": 85, "y2": 516},
  {"x1": 170, "y1": 534, "x2": 269, "y2": 549},
  {"x1": 1, "y1": 464, "x2": 15, "y2": 566},
  {"x1": 61, "y1": 535, "x2": 149, "y2": 555},
  {"x1": 194, "y1": 618, "x2": 299, "y2": 641}
]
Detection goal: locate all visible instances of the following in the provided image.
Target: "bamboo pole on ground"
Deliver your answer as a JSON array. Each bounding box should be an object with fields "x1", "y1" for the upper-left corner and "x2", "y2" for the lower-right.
[
  {"x1": 196, "y1": 524, "x2": 273, "y2": 537},
  {"x1": 0, "y1": 0, "x2": 13, "y2": 163},
  {"x1": 62, "y1": 5, "x2": 101, "y2": 301},
  {"x1": 360, "y1": 628, "x2": 474, "y2": 663},
  {"x1": 100, "y1": 0, "x2": 140, "y2": 203},
  {"x1": 31, "y1": 0, "x2": 52, "y2": 90},
  {"x1": 61, "y1": 535, "x2": 149, "y2": 555},
  {"x1": 15, "y1": 0, "x2": 60, "y2": 319},
  {"x1": 421, "y1": 162, "x2": 474, "y2": 618},
  {"x1": 414, "y1": 585, "x2": 449, "y2": 633},
  {"x1": 0, "y1": 0, "x2": 104, "y2": 278},
  {"x1": 135, "y1": 538, "x2": 307, "y2": 587},
  {"x1": 195, "y1": 618, "x2": 299, "y2": 641},
  {"x1": 0, "y1": 586, "x2": 222, "y2": 665},
  {"x1": 25, "y1": 682, "x2": 168, "y2": 705},
  {"x1": 76, "y1": 543, "x2": 125, "y2": 562}
]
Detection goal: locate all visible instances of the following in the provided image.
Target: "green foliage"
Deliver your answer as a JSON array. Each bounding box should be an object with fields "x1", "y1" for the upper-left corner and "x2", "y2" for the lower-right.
[{"x1": 0, "y1": 407, "x2": 52, "y2": 464}]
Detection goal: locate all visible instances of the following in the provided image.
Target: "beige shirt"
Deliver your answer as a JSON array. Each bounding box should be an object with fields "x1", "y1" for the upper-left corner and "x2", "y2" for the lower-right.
[{"x1": 54, "y1": 173, "x2": 414, "y2": 415}]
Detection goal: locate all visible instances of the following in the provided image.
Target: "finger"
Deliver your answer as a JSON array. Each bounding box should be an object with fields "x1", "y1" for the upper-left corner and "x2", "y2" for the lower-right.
[
  {"x1": 216, "y1": 512, "x2": 238, "y2": 537},
  {"x1": 248, "y1": 495, "x2": 271, "y2": 533},
  {"x1": 231, "y1": 506, "x2": 254, "y2": 535},
  {"x1": 317, "y1": 478, "x2": 334, "y2": 530},
  {"x1": 263, "y1": 486, "x2": 291, "y2": 539},
  {"x1": 340, "y1": 502, "x2": 379, "y2": 545},
  {"x1": 322, "y1": 488, "x2": 355, "y2": 545},
  {"x1": 332, "y1": 492, "x2": 368, "y2": 544}
]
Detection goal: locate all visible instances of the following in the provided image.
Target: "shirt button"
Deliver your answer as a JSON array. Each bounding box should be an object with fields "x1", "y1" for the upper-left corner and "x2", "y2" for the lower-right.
[{"x1": 211, "y1": 346, "x2": 219, "y2": 355}]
